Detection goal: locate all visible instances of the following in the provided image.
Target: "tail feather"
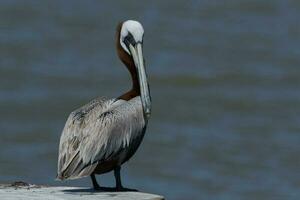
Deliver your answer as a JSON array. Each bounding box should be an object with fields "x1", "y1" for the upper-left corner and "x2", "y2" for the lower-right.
[{"x1": 57, "y1": 152, "x2": 98, "y2": 180}]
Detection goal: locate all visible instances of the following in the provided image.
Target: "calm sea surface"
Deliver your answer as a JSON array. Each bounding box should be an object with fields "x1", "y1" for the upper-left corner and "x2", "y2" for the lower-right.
[{"x1": 0, "y1": 1, "x2": 300, "y2": 199}]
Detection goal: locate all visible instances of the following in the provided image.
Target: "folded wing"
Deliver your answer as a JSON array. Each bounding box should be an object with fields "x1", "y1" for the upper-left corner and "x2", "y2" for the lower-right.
[{"x1": 57, "y1": 96, "x2": 145, "y2": 180}]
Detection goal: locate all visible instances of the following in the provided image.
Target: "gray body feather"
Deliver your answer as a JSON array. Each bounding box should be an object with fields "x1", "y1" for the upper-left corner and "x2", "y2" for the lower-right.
[{"x1": 57, "y1": 96, "x2": 146, "y2": 180}]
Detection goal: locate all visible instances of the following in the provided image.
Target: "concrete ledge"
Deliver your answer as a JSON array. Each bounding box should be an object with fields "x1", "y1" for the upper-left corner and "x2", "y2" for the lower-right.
[{"x1": 0, "y1": 182, "x2": 164, "y2": 200}]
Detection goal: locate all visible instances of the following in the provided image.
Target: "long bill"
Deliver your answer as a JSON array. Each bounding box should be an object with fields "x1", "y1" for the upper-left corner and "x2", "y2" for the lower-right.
[{"x1": 129, "y1": 43, "x2": 151, "y2": 120}]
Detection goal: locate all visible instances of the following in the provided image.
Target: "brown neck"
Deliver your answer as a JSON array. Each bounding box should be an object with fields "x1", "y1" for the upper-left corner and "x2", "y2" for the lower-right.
[{"x1": 116, "y1": 22, "x2": 140, "y2": 101}]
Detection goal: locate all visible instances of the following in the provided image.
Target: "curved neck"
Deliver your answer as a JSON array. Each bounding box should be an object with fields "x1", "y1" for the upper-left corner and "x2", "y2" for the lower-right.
[{"x1": 116, "y1": 22, "x2": 140, "y2": 101}]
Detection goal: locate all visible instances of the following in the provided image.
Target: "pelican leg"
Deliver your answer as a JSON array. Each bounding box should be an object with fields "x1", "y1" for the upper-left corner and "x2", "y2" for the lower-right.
[
  {"x1": 114, "y1": 166, "x2": 123, "y2": 190},
  {"x1": 114, "y1": 166, "x2": 138, "y2": 192},
  {"x1": 91, "y1": 174, "x2": 101, "y2": 190}
]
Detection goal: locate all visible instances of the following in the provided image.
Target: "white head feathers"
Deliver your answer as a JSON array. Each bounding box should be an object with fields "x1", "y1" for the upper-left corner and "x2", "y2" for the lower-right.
[{"x1": 120, "y1": 20, "x2": 144, "y2": 54}]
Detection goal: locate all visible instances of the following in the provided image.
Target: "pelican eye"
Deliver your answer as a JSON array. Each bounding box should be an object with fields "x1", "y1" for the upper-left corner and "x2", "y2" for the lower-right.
[{"x1": 124, "y1": 32, "x2": 136, "y2": 47}]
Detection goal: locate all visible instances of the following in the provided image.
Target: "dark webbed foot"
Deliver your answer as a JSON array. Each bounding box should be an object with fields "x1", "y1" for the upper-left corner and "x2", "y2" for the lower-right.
[
  {"x1": 93, "y1": 186, "x2": 115, "y2": 192},
  {"x1": 93, "y1": 186, "x2": 137, "y2": 192}
]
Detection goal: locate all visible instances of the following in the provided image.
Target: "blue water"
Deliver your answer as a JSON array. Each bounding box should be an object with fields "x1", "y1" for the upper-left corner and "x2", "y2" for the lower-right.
[{"x1": 0, "y1": 1, "x2": 300, "y2": 199}]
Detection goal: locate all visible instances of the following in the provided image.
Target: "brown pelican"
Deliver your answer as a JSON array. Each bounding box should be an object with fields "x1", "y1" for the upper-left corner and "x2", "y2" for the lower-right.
[{"x1": 57, "y1": 20, "x2": 151, "y2": 191}]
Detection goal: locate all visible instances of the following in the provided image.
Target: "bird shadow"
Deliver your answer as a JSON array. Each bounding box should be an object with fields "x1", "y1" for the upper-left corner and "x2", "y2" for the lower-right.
[{"x1": 62, "y1": 187, "x2": 138, "y2": 195}]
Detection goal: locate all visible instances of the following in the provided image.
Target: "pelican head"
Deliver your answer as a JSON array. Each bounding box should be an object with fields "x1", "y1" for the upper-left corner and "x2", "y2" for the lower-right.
[{"x1": 119, "y1": 20, "x2": 151, "y2": 120}]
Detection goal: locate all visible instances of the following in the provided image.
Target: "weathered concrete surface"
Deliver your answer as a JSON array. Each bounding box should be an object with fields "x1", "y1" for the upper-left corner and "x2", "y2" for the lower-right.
[{"x1": 0, "y1": 182, "x2": 164, "y2": 200}]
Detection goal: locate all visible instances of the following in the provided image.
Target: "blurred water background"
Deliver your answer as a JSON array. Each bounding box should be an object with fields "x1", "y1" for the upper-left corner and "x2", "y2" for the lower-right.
[{"x1": 0, "y1": 0, "x2": 299, "y2": 199}]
